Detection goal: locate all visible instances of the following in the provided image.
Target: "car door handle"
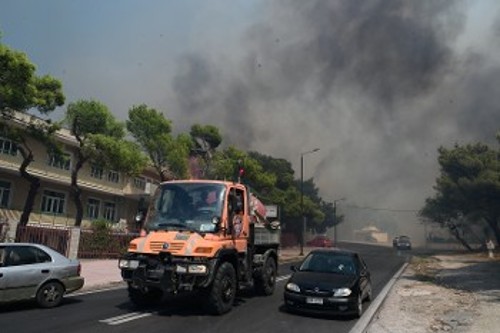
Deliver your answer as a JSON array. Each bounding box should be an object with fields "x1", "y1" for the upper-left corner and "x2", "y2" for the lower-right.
[
  {"x1": 0, "y1": 273, "x2": 3, "y2": 278},
  {"x1": 41, "y1": 269, "x2": 50, "y2": 274}
]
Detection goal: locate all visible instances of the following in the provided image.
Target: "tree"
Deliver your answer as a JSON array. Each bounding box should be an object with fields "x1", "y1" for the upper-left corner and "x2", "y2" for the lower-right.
[
  {"x1": 0, "y1": 37, "x2": 65, "y2": 226},
  {"x1": 420, "y1": 140, "x2": 500, "y2": 247},
  {"x1": 127, "y1": 104, "x2": 191, "y2": 181},
  {"x1": 249, "y1": 152, "x2": 295, "y2": 190},
  {"x1": 190, "y1": 124, "x2": 222, "y2": 178},
  {"x1": 64, "y1": 99, "x2": 148, "y2": 227}
]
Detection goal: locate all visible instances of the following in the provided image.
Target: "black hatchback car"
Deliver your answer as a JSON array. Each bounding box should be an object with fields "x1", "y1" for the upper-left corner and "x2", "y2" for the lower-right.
[
  {"x1": 283, "y1": 248, "x2": 372, "y2": 318},
  {"x1": 393, "y1": 236, "x2": 412, "y2": 250}
]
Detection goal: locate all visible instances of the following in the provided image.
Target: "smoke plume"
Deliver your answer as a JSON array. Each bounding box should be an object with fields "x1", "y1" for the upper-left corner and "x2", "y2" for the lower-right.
[{"x1": 170, "y1": 0, "x2": 500, "y2": 238}]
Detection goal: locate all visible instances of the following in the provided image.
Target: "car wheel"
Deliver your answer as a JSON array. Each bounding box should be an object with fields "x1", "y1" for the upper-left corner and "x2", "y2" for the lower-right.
[
  {"x1": 365, "y1": 283, "x2": 373, "y2": 302},
  {"x1": 36, "y1": 281, "x2": 64, "y2": 308},
  {"x1": 354, "y1": 293, "x2": 363, "y2": 318}
]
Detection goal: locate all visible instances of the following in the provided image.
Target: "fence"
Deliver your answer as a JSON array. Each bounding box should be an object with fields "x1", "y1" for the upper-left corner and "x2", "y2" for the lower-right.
[
  {"x1": 14, "y1": 224, "x2": 297, "y2": 258},
  {"x1": 77, "y1": 229, "x2": 138, "y2": 259},
  {"x1": 13, "y1": 223, "x2": 138, "y2": 259},
  {"x1": 16, "y1": 224, "x2": 71, "y2": 256},
  {"x1": 0, "y1": 221, "x2": 9, "y2": 242}
]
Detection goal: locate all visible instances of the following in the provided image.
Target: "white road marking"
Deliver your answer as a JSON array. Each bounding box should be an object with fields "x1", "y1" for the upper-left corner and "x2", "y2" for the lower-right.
[
  {"x1": 276, "y1": 274, "x2": 291, "y2": 282},
  {"x1": 98, "y1": 273, "x2": 291, "y2": 326},
  {"x1": 100, "y1": 312, "x2": 154, "y2": 325}
]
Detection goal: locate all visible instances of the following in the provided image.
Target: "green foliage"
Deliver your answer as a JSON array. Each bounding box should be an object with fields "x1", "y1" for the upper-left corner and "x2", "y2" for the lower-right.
[
  {"x1": 32, "y1": 75, "x2": 65, "y2": 113},
  {"x1": 167, "y1": 133, "x2": 192, "y2": 179},
  {"x1": 89, "y1": 134, "x2": 148, "y2": 176},
  {"x1": 79, "y1": 220, "x2": 130, "y2": 258},
  {"x1": 249, "y1": 151, "x2": 295, "y2": 190},
  {"x1": 127, "y1": 104, "x2": 191, "y2": 180},
  {"x1": 0, "y1": 43, "x2": 64, "y2": 114},
  {"x1": 209, "y1": 146, "x2": 276, "y2": 189},
  {"x1": 66, "y1": 100, "x2": 124, "y2": 138},
  {"x1": 0, "y1": 37, "x2": 65, "y2": 227},
  {"x1": 190, "y1": 124, "x2": 222, "y2": 150},
  {"x1": 421, "y1": 139, "x2": 500, "y2": 245},
  {"x1": 80, "y1": 220, "x2": 113, "y2": 254},
  {"x1": 63, "y1": 99, "x2": 148, "y2": 227}
]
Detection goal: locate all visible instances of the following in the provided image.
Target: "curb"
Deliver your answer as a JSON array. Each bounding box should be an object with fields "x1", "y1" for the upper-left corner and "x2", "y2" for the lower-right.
[{"x1": 349, "y1": 262, "x2": 409, "y2": 333}]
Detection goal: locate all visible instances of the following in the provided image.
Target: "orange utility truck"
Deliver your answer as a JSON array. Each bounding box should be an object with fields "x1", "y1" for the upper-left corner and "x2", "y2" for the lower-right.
[{"x1": 119, "y1": 179, "x2": 280, "y2": 314}]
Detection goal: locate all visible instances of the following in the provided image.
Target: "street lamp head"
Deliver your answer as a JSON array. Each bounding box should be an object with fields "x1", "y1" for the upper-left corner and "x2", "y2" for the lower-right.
[{"x1": 301, "y1": 148, "x2": 320, "y2": 156}]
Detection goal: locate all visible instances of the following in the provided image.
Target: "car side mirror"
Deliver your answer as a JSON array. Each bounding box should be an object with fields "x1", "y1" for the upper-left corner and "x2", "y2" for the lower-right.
[{"x1": 290, "y1": 265, "x2": 297, "y2": 272}]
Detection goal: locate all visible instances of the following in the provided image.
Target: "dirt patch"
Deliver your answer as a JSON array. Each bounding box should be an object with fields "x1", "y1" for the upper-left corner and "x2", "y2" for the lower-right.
[{"x1": 367, "y1": 253, "x2": 500, "y2": 333}]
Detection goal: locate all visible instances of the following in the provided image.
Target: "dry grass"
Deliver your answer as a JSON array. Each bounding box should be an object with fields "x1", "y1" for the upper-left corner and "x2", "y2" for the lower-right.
[{"x1": 409, "y1": 255, "x2": 441, "y2": 282}]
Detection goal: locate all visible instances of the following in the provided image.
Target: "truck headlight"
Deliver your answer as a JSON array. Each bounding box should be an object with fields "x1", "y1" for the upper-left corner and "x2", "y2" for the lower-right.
[
  {"x1": 176, "y1": 265, "x2": 187, "y2": 273},
  {"x1": 188, "y1": 264, "x2": 207, "y2": 274},
  {"x1": 118, "y1": 259, "x2": 140, "y2": 269}
]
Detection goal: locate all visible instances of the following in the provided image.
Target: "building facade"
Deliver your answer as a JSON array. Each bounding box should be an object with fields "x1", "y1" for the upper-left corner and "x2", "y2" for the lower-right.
[{"x1": 0, "y1": 112, "x2": 158, "y2": 231}]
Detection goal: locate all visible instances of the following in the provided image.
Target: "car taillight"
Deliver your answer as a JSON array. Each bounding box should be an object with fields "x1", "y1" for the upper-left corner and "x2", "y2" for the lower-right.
[{"x1": 77, "y1": 263, "x2": 81, "y2": 276}]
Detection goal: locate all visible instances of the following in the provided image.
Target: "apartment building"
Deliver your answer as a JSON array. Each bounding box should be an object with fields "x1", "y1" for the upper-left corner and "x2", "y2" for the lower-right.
[{"x1": 0, "y1": 112, "x2": 159, "y2": 230}]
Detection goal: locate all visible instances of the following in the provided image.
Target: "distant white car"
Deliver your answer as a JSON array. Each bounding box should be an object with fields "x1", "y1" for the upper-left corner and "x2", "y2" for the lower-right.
[{"x1": 0, "y1": 243, "x2": 84, "y2": 308}]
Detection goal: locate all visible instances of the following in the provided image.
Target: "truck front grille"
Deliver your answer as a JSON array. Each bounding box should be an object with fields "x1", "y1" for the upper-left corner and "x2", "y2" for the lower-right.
[{"x1": 149, "y1": 241, "x2": 184, "y2": 253}]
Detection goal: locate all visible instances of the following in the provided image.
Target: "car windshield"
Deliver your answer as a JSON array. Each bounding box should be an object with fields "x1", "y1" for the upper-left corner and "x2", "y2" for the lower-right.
[
  {"x1": 145, "y1": 183, "x2": 225, "y2": 234},
  {"x1": 299, "y1": 252, "x2": 357, "y2": 275}
]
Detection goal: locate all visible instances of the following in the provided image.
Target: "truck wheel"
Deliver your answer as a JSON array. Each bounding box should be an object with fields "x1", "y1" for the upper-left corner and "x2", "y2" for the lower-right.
[
  {"x1": 128, "y1": 283, "x2": 163, "y2": 307},
  {"x1": 204, "y1": 262, "x2": 236, "y2": 315},
  {"x1": 255, "y1": 256, "x2": 277, "y2": 296}
]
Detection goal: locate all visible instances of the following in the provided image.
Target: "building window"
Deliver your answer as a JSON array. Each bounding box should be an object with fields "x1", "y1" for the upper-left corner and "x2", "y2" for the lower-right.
[
  {"x1": 90, "y1": 164, "x2": 104, "y2": 179},
  {"x1": 107, "y1": 170, "x2": 119, "y2": 183},
  {"x1": 47, "y1": 151, "x2": 71, "y2": 170},
  {"x1": 0, "y1": 180, "x2": 11, "y2": 208},
  {"x1": 0, "y1": 137, "x2": 18, "y2": 156},
  {"x1": 87, "y1": 198, "x2": 100, "y2": 219},
  {"x1": 133, "y1": 177, "x2": 146, "y2": 190},
  {"x1": 103, "y1": 202, "x2": 116, "y2": 222},
  {"x1": 41, "y1": 190, "x2": 66, "y2": 214}
]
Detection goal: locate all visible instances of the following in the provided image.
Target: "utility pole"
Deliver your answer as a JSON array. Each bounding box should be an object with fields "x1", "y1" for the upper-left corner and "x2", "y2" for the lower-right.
[
  {"x1": 333, "y1": 198, "x2": 345, "y2": 245},
  {"x1": 300, "y1": 148, "x2": 320, "y2": 256}
]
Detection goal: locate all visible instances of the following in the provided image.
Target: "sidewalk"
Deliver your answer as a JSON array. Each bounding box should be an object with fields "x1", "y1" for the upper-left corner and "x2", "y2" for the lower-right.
[
  {"x1": 366, "y1": 252, "x2": 500, "y2": 333},
  {"x1": 79, "y1": 246, "x2": 311, "y2": 291}
]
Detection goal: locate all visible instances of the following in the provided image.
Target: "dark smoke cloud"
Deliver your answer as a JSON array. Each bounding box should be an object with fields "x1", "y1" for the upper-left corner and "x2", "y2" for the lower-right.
[{"x1": 171, "y1": 0, "x2": 500, "y2": 231}]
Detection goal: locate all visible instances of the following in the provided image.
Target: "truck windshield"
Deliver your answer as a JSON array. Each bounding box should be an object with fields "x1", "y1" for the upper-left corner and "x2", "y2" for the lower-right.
[{"x1": 145, "y1": 182, "x2": 225, "y2": 233}]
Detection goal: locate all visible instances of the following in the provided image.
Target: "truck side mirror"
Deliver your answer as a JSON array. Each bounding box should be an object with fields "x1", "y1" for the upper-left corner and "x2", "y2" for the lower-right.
[{"x1": 135, "y1": 211, "x2": 145, "y2": 224}]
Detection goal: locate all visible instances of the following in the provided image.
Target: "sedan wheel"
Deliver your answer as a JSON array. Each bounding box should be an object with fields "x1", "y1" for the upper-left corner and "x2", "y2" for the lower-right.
[
  {"x1": 355, "y1": 293, "x2": 363, "y2": 318},
  {"x1": 36, "y1": 281, "x2": 64, "y2": 308},
  {"x1": 365, "y1": 283, "x2": 373, "y2": 302}
]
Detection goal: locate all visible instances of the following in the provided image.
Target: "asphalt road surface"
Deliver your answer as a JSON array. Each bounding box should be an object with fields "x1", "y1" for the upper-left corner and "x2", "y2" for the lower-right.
[{"x1": 0, "y1": 243, "x2": 407, "y2": 333}]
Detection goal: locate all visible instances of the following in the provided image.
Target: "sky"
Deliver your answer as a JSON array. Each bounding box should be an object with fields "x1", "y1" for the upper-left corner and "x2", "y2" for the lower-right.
[{"x1": 2, "y1": 0, "x2": 500, "y2": 239}]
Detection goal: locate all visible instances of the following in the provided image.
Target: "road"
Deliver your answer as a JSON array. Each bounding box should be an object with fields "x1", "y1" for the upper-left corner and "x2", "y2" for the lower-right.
[{"x1": 0, "y1": 243, "x2": 407, "y2": 333}]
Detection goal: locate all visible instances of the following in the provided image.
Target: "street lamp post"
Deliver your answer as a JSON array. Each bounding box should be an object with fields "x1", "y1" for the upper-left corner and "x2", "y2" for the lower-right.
[
  {"x1": 300, "y1": 148, "x2": 320, "y2": 256},
  {"x1": 333, "y1": 198, "x2": 345, "y2": 245}
]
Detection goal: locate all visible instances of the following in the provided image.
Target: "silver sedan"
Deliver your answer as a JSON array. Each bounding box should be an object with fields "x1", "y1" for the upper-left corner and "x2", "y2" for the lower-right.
[{"x1": 0, "y1": 242, "x2": 84, "y2": 308}]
